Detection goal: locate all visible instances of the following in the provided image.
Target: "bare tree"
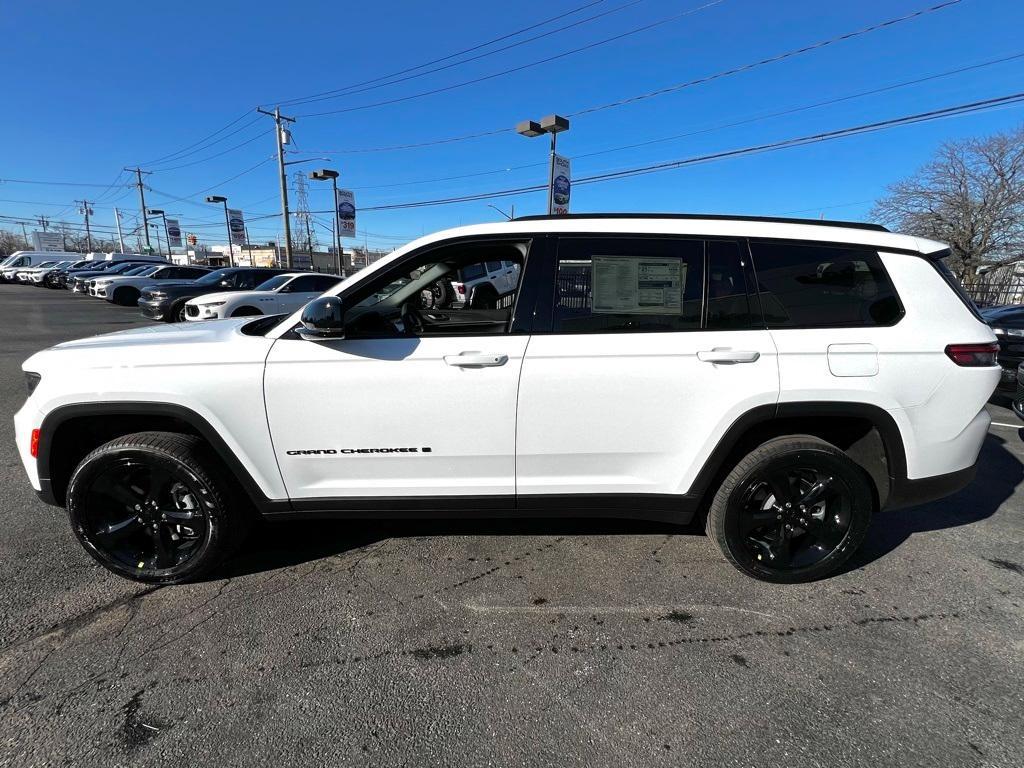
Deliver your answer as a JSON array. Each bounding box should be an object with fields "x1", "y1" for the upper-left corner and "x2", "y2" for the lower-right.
[
  {"x1": 0, "y1": 230, "x2": 29, "y2": 258},
  {"x1": 871, "y1": 125, "x2": 1024, "y2": 283}
]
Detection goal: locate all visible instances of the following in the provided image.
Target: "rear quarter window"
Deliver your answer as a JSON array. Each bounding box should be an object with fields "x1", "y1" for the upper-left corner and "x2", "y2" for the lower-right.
[{"x1": 750, "y1": 242, "x2": 903, "y2": 328}]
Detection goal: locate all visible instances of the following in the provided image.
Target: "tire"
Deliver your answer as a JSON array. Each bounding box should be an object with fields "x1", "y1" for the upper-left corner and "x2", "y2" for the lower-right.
[
  {"x1": 66, "y1": 431, "x2": 250, "y2": 584},
  {"x1": 112, "y1": 286, "x2": 140, "y2": 306},
  {"x1": 706, "y1": 435, "x2": 873, "y2": 583},
  {"x1": 169, "y1": 301, "x2": 188, "y2": 323},
  {"x1": 230, "y1": 306, "x2": 262, "y2": 317}
]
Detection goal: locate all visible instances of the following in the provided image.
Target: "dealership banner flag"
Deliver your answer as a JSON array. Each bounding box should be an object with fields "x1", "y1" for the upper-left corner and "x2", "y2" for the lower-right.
[
  {"x1": 166, "y1": 218, "x2": 182, "y2": 247},
  {"x1": 335, "y1": 188, "x2": 356, "y2": 238},
  {"x1": 550, "y1": 154, "x2": 571, "y2": 215},
  {"x1": 227, "y1": 210, "x2": 246, "y2": 245}
]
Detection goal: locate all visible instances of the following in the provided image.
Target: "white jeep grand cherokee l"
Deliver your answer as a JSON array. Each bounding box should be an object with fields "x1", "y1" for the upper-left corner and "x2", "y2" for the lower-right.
[{"x1": 14, "y1": 215, "x2": 998, "y2": 585}]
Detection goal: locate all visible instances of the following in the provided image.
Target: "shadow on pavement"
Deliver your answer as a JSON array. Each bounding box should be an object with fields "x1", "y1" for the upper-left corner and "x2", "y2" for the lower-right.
[
  {"x1": 221, "y1": 432, "x2": 1023, "y2": 581},
  {"x1": 848, "y1": 432, "x2": 1023, "y2": 571}
]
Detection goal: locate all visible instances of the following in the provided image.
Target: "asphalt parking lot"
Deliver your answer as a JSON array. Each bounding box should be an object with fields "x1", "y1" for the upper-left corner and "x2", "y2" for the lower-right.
[{"x1": 0, "y1": 284, "x2": 1022, "y2": 767}]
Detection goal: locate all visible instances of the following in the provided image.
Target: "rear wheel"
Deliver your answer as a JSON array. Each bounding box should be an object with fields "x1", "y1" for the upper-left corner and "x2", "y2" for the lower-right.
[
  {"x1": 706, "y1": 436, "x2": 873, "y2": 583},
  {"x1": 66, "y1": 431, "x2": 249, "y2": 584}
]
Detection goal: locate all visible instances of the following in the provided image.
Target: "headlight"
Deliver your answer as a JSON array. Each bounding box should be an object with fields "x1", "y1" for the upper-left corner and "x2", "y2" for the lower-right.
[
  {"x1": 25, "y1": 372, "x2": 41, "y2": 396},
  {"x1": 147, "y1": 291, "x2": 167, "y2": 299},
  {"x1": 201, "y1": 302, "x2": 226, "y2": 308}
]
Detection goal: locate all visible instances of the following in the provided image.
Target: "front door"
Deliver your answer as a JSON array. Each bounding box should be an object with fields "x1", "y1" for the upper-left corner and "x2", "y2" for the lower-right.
[
  {"x1": 263, "y1": 238, "x2": 536, "y2": 506},
  {"x1": 515, "y1": 235, "x2": 780, "y2": 504}
]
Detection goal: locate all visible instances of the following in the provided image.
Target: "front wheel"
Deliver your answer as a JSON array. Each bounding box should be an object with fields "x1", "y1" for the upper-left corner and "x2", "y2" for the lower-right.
[
  {"x1": 65, "y1": 432, "x2": 249, "y2": 584},
  {"x1": 169, "y1": 301, "x2": 188, "y2": 323},
  {"x1": 706, "y1": 436, "x2": 874, "y2": 583}
]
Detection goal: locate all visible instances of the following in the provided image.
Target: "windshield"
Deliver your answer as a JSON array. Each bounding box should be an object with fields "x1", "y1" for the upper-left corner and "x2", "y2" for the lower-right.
[
  {"x1": 0, "y1": 256, "x2": 15, "y2": 268},
  {"x1": 194, "y1": 269, "x2": 232, "y2": 286},
  {"x1": 36, "y1": 261, "x2": 57, "y2": 268},
  {"x1": 255, "y1": 275, "x2": 292, "y2": 292}
]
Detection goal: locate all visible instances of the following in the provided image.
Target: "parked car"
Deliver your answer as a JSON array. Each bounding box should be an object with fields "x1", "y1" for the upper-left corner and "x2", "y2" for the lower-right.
[
  {"x1": 68, "y1": 261, "x2": 167, "y2": 294},
  {"x1": 44, "y1": 260, "x2": 95, "y2": 289},
  {"x1": 980, "y1": 304, "x2": 1024, "y2": 390},
  {"x1": 21, "y1": 260, "x2": 77, "y2": 286},
  {"x1": 139, "y1": 267, "x2": 291, "y2": 323},
  {"x1": 0, "y1": 251, "x2": 81, "y2": 281},
  {"x1": 185, "y1": 272, "x2": 342, "y2": 321},
  {"x1": 1013, "y1": 362, "x2": 1024, "y2": 420},
  {"x1": 92, "y1": 265, "x2": 211, "y2": 305},
  {"x1": 440, "y1": 259, "x2": 519, "y2": 308},
  {"x1": 11, "y1": 260, "x2": 62, "y2": 283},
  {"x1": 15, "y1": 214, "x2": 998, "y2": 585}
]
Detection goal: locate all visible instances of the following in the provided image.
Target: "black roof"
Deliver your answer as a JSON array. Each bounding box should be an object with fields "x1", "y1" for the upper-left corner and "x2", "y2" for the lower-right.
[{"x1": 511, "y1": 213, "x2": 889, "y2": 233}]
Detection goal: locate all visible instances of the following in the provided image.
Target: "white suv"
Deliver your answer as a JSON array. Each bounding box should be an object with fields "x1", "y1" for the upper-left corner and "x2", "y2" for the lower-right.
[
  {"x1": 184, "y1": 272, "x2": 342, "y2": 321},
  {"x1": 14, "y1": 215, "x2": 998, "y2": 585}
]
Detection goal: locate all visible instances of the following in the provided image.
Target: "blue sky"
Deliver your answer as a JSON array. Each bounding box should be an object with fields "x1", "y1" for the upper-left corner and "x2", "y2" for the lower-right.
[{"x1": 1, "y1": 0, "x2": 1022, "y2": 251}]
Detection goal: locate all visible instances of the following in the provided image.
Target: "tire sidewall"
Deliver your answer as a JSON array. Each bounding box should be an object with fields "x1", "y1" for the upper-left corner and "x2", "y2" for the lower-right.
[
  {"x1": 717, "y1": 446, "x2": 873, "y2": 583},
  {"x1": 66, "y1": 445, "x2": 227, "y2": 584}
]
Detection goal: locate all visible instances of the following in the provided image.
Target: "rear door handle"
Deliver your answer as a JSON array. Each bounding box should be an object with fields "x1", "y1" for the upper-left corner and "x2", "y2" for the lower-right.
[
  {"x1": 443, "y1": 352, "x2": 509, "y2": 367},
  {"x1": 697, "y1": 349, "x2": 760, "y2": 364}
]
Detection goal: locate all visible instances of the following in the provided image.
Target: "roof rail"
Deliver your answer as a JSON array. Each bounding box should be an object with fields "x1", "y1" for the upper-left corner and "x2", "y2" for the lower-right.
[{"x1": 511, "y1": 212, "x2": 889, "y2": 233}]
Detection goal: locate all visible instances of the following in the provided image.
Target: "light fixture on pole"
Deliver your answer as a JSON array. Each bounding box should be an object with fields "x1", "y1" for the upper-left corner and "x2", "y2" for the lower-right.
[
  {"x1": 146, "y1": 209, "x2": 170, "y2": 259},
  {"x1": 310, "y1": 168, "x2": 343, "y2": 277},
  {"x1": 516, "y1": 114, "x2": 570, "y2": 215},
  {"x1": 205, "y1": 195, "x2": 234, "y2": 268}
]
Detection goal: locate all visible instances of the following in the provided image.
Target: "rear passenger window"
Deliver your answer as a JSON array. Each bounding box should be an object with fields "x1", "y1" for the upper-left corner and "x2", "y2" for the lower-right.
[
  {"x1": 554, "y1": 238, "x2": 703, "y2": 333},
  {"x1": 750, "y1": 242, "x2": 902, "y2": 328}
]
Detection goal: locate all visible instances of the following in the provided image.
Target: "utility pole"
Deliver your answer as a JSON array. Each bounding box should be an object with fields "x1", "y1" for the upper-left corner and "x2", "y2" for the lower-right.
[
  {"x1": 75, "y1": 200, "x2": 94, "y2": 252},
  {"x1": 257, "y1": 107, "x2": 296, "y2": 269},
  {"x1": 20, "y1": 222, "x2": 28, "y2": 247},
  {"x1": 36, "y1": 215, "x2": 50, "y2": 232},
  {"x1": 124, "y1": 167, "x2": 152, "y2": 251},
  {"x1": 114, "y1": 208, "x2": 126, "y2": 253}
]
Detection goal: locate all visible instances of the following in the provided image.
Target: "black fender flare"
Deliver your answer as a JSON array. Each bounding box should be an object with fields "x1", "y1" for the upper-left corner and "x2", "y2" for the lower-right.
[{"x1": 35, "y1": 401, "x2": 284, "y2": 513}]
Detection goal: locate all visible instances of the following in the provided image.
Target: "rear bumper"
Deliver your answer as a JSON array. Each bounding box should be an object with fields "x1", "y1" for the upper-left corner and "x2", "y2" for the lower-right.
[{"x1": 886, "y1": 461, "x2": 977, "y2": 510}]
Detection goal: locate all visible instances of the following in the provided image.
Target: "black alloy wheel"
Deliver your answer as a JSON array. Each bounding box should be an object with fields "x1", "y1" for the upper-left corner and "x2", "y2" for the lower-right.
[
  {"x1": 707, "y1": 436, "x2": 873, "y2": 583},
  {"x1": 66, "y1": 432, "x2": 248, "y2": 583}
]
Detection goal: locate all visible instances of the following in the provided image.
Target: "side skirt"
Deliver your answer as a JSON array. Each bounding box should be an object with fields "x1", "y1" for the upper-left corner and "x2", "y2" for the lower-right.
[{"x1": 263, "y1": 493, "x2": 698, "y2": 524}]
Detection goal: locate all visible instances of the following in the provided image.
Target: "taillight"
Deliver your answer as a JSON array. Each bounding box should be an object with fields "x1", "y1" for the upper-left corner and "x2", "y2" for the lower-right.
[
  {"x1": 30, "y1": 428, "x2": 40, "y2": 458},
  {"x1": 944, "y1": 342, "x2": 999, "y2": 367},
  {"x1": 455, "y1": 284, "x2": 465, "y2": 295}
]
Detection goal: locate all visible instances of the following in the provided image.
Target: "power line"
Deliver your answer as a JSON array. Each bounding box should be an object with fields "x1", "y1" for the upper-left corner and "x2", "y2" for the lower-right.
[
  {"x1": 300, "y1": 0, "x2": 971, "y2": 150},
  {"x1": 338, "y1": 90, "x2": 1024, "y2": 212},
  {"x1": 329, "y1": 50, "x2": 1024, "y2": 194},
  {"x1": 278, "y1": 0, "x2": 647, "y2": 109},
  {"x1": 569, "y1": 0, "x2": 967, "y2": 118},
  {"x1": 147, "y1": 128, "x2": 272, "y2": 172},
  {"x1": 297, "y1": 0, "x2": 727, "y2": 117},
  {"x1": 271, "y1": 0, "x2": 610, "y2": 107},
  {"x1": 137, "y1": 112, "x2": 259, "y2": 166}
]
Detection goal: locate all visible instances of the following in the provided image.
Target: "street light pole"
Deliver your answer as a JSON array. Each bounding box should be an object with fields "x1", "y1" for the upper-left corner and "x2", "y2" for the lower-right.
[
  {"x1": 309, "y1": 168, "x2": 343, "y2": 277},
  {"x1": 206, "y1": 196, "x2": 234, "y2": 267},
  {"x1": 147, "y1": 209, "x2": 171, "y2": 259},
  {"x1": 516, "y1": 114, "x2": 570, "y2": 215}
]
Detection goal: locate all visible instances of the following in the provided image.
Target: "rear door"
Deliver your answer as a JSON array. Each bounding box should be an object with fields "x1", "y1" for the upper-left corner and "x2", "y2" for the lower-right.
[{"x1": 515, "y1": 235, "x2": 779, "y2": 507}]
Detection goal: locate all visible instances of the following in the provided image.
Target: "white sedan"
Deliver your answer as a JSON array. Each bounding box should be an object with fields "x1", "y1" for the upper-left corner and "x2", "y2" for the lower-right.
[{"x1": 184, "y1": 272, "x2": 343, "y2": 321}]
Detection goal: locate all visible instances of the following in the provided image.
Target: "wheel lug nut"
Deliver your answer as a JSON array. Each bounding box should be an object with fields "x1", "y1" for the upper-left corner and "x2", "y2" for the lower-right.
[{"x1": 785, "y1": 502, "x2": 791, "y2": 508}]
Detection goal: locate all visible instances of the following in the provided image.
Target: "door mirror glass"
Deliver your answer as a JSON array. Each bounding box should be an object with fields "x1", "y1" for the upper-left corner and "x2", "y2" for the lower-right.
[{"x1": 298, "y1": 296, "x2": 346, "y2": 340}]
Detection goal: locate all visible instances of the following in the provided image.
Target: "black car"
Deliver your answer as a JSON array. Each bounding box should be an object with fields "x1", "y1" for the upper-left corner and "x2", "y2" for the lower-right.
[
  {"x1": 43, "y1": 260, "x2": 93, "y2": 288},
  {"x1": 139, "y1": 267, "x2": 291, "y2": 323},
  {"x1": 981, "y1": 305, "x2": 1024, "y2": 390}
]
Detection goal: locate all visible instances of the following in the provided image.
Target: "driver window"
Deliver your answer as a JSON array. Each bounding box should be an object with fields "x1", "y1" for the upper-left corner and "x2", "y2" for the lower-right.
[{"x1": 344, "y1": 239, "x2": 530, "y2": 338}]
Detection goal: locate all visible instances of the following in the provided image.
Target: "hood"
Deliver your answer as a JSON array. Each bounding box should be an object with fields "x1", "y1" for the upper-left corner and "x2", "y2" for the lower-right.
[
  {"x1": 189, "y1": 290, "x2": 255, "y2": 304},
  {"x1": 142, "y1": 283, "x2": 228, "y2": 300},
  {"x1": 51, "y1": 316, "x2": 255, "y2": 351}
]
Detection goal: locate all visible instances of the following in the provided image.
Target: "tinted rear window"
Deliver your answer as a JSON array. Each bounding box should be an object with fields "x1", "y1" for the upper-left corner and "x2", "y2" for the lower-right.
[{"x1": 750, "y1": 242, "x2": 903, "y2": 328}]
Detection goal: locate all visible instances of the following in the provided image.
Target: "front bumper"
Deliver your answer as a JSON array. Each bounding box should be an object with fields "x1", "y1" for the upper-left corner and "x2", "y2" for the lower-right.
[{"x1": 139, "y1": 298, "x2": 170, "y2": 320}]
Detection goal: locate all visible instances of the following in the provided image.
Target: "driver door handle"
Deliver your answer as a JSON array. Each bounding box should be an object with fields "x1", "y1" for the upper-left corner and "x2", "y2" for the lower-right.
[
  {"x1": 697, "y1": 348, "x2": 760, "y2": 364},
  {"x1": 444, "y1": 352, "x2": 509, "y2": 367}
]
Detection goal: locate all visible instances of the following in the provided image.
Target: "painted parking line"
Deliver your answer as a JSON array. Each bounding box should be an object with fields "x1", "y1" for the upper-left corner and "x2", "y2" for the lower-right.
[{"x1": 990, "y1": 422, "x2": 1022, "y2": 429}]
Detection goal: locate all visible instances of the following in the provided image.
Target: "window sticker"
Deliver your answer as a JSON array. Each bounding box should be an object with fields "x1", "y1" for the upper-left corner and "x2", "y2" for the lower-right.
[{"x1": 592, "y1": 256, "x2": 686, "y2": 314}]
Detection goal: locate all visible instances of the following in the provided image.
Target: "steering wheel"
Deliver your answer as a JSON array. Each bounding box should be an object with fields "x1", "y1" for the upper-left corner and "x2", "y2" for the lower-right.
[{"x1": 400, "y1": 302, "x2": 424, "y2": 335}]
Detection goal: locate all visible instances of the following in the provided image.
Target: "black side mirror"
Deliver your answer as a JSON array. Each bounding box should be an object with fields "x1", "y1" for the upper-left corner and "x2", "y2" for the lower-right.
[{"x1": 298, "y1": 296, "x2": 346, "y2": 341}]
